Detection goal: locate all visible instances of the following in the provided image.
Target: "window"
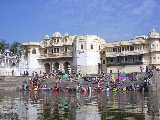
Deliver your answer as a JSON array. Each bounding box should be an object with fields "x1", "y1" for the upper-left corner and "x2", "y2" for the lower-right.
[
  {"x1": 113, "y1": 48, "x2": 115, "y2": 52},
  {"x1": 122, "y1": 47, "x2": 124, "y2": 51},
  {"x1": 111, "y1": 58, "x2": 113, "y2": 62},
  {"x1": 91, "y1": 44, "x2": 93, "y2": 49},
  {"x1": 125, "y1": 57, "x2": 127, "y2": 61},
  {"x1": 57, "y1": 48, "x2": 59, "y2": 53},
  {"x1": 32, "y1": 48, "x2": 36, "y2": 54},
  {"x1": 118, "y1": 47, "x2": 121, "y2": 52},
  {"x1": 54, "y1": 48, "x2": 56, "y2": 53},
  {"x1": 81, "y1": 44, "x2": 83, "y2": 49},
  {"x1": 113, "y1": 48, "x2": 117, "y2": 52},
  {"x1": 103, "y1": 60, "x2": 105, "y2": 64},
  {"x1": 117, "y1": 58, "x2": 120, "y2": 63},
  {"x1": 102, "y1": 51, "x2": 105, "y2": 55},
  {"x1": 44, "y1": 49, "x2": 47, "y2": 54},
  {"x1": 138, "y1": 56, "x2": 142, "y2": 60},
  {"x1": 64, "y1": 47, "x2": 67, "y2": 51},
  {"x1": 130, "y1": 46, "x2": 134, "y2": 51}
]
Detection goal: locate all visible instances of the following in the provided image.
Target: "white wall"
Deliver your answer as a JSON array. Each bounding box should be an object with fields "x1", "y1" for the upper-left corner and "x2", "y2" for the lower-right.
[
  {"x1": 28, "y1": 56, "x2": 41, "y2": 74},
  {"x1": 107, "y1": 65, "x2": 145, "y2": 73}
]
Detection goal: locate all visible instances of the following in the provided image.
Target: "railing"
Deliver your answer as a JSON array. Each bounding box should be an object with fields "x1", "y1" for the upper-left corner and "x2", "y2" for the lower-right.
[{"x1": 39, "y1": 52, "x2": 73, "y2": 59}]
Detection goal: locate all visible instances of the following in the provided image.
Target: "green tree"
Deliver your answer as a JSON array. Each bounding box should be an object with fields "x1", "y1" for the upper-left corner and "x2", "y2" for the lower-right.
[
  {"x1": 9, "y1": 41, "x2": 21, "y2": 56},
  {"x1": 0, "y1": 39, "x2": 9, "y2": 53},
  {"x1": 21, "y1": 45, "x2": 30, "y2": 58}
]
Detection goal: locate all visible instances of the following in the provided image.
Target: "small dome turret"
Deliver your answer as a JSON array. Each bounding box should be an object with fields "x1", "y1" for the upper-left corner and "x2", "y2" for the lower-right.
[
  {"x1": 65, "y1": 32, "x2": 69, "y2": 36},
  {"x1": 148, "y1": 29, "x2": 160, "y2": 38},
  {"x1": 44, "y1": 35, "x2": 49, "y2": 39},
  {"x1": 52, "y1": 32, "x2": 62, "y2": 37}
]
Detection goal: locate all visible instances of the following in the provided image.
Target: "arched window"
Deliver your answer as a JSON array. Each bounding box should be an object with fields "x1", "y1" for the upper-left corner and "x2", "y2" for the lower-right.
[
  {"x1": 81, "y1": 44, "x2": 83, "y2": 49},
  {"x1": 91, "y1": 44, "x2": 93, "y2": 49},
  {"x1": 44, "y1": 49, "x2": 47, "y2": 54},
  {"x1": 103, "y1": 60, "x2": 105, "y2": 64},
  {"x1": 32, "y1": 48, "x2": 36, "y2": 54},
  {"x1": 65, "y1": 38, "x2": 67, "y2": 42}
]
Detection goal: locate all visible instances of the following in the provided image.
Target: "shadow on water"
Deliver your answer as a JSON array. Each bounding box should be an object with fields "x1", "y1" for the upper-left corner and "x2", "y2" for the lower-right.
[{"x1": 0, "y1": 90, "x2": 160, "y2": 120}]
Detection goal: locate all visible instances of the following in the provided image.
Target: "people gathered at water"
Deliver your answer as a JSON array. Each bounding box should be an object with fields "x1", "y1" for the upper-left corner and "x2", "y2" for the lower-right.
[{"x1": 18, "y1": 67, "x2": 156, "y2": 93}]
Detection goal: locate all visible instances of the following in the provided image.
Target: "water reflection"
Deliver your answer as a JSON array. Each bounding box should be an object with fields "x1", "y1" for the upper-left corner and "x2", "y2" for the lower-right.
[{"x1": 0, "y1": 91, "x2": 160, "y2": 120}]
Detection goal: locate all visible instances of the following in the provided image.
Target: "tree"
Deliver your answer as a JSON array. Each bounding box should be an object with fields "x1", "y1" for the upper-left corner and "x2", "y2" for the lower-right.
[
  {"x1": 21, "y1": 45, "x2": 30, "y2": 58},
  {"x1": 0, "y1": 39, "x2": 9, "y2": 54},
  {"x1": 9, "y1": 41, "x2": 21, "y2": 56}
]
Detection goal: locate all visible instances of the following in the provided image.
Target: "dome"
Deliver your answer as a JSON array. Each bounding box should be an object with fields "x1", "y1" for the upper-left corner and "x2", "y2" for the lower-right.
[
  {"x1": 52, "y1": 32, "x2": 62, "y2": 37},
  {"x1": 65, "y1": 32, "x2": 69, "y2": 36},
  {"x1": 44, "y1": 35, "x2": 49, "y2": 39},
  {"x1": 148, "y1": 29, "x2": 160, "y2": 38}
]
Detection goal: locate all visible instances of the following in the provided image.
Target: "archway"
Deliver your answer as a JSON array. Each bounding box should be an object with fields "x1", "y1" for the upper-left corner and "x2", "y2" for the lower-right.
[
  {"x1": 64, "y1": 62, "x2": 70, "y2": 74},
  {"x1": 44, "y1": 63, "x2": 50, "y2": 73},
  {"x1": 53, "y1": 62, "x2": 60, "y2": 73}
]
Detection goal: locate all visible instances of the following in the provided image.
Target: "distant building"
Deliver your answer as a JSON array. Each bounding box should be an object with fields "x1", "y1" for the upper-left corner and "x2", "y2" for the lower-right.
[
  {"x1": 101, "y1": 29, "x2": 160, "y2": 73},
  {"x1": 0, "y1": 50, "x2": 18, "y2": 76},
  {"x1": 4, "y1": 29, "x2": 159, "y2": 76},
  {"x1": 21, "y1": 32, "x2": 106, "y2": 75}
]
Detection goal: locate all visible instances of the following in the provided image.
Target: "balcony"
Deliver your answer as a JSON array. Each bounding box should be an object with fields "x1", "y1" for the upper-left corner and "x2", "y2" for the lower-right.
[{"x1": 39, "y1": 51, "x2": 73, "y2": 59}]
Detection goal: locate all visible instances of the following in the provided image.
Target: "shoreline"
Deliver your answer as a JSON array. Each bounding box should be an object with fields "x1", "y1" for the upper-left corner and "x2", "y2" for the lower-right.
[{"x1": 0, "y1": 71, "x2": 156, "y2": 91}]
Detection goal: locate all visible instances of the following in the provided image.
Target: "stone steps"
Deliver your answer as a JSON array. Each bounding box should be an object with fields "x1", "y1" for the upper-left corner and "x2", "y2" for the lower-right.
[{"x1": 0, "y1": 76, "x2": 30, "y2": 90}]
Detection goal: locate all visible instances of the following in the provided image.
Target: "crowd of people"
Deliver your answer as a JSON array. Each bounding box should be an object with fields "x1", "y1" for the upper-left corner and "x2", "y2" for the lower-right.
[{"x1": 17, "y1": 66, "x2": 157, "y2": 92}]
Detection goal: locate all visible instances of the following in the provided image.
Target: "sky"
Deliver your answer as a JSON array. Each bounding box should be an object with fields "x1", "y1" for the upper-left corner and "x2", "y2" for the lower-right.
[{"x1": 0, "y1": 0, "x2": 160, "y2": 45}]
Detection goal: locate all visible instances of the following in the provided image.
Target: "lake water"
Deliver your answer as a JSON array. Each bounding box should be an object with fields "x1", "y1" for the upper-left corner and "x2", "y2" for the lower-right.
[{"x1": 0, "y1": 90, "x2": 160, "y2": 120}]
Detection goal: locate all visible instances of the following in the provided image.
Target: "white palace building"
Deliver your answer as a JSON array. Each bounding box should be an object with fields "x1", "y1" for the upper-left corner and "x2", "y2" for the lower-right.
[{"x1": 1, "y1": 29, "x2": 160, "y2": 76}]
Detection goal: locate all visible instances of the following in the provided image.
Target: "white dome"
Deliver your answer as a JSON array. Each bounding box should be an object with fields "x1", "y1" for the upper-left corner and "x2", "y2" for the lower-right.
[
  {"x1": 52, "y1": 32, "x2": 62, "y2": 37},
  {"x1": 44, "y1": 35, "x2": 49, "y2": 39},
  {"x1": 65, "y1": 32, "x2": 69, "y2": 36},
  {"x1": 148, "y1": 29, "x2": 160, "y2": 38}
]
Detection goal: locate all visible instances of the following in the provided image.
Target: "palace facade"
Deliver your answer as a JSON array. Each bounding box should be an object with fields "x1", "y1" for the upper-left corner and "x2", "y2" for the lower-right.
[
  {"x1": 101, "y1": 29, "x2": 160, "y2": 73},
  {"x1": 10, "y1": 29, "x2": 160, "y2": 76},
  {"x1": 20, "y1": 32, "x2": 106, "y2": 75}
]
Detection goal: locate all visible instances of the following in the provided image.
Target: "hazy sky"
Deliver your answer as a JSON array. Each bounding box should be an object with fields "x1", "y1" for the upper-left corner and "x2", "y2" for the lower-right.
[{"x1": 0, "y1": 0, "x2": 160, "y2": 44}]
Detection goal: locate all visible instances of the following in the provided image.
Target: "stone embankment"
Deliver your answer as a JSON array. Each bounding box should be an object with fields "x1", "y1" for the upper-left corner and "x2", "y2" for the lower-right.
[
  {"x1": 0, "y1": 76, "x2": 30, "y2": 90},
  {"x1": 0, "y1": 72, "x2": 160, "y2": 91}
]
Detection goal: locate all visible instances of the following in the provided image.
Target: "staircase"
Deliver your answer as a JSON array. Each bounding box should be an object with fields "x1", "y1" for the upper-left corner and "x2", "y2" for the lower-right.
[{"x1": 0, "y1": 76, "x2": 30, "y2": 90}]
